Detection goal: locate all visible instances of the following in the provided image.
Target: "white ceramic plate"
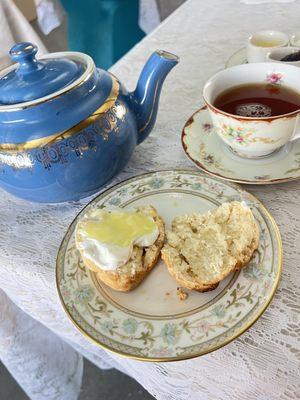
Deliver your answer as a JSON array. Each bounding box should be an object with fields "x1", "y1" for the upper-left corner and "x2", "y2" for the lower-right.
[
  {"x1": 182, "y1": 106, "x2": 300, "y2": 184},
  {"x1": 56, "y1": 170, "x2": 282, "y2": 361},
  {"x1": 226, "y1": 48, "x2": 247, "y2": 68}
]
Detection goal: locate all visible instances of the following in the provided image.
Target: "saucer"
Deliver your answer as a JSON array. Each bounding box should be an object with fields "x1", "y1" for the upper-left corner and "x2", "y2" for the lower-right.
[
  {"x1": 226, "y1": 48, "x2": 247, "y2": 68},
  {"x1": 182, "y1": 106, "x2": 300, "y2": 184}
]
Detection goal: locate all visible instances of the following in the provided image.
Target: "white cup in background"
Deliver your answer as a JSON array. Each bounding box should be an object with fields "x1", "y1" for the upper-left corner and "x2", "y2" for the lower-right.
[
  {"x1": 290, "y1": 32, "x2": 300, "y2": 47},
  {"x1": 247, "y1": 30, "x2": 289, "y2": 63},
  {"x1": 266, "y1": 47, "x2": 300, "y2": 67}
]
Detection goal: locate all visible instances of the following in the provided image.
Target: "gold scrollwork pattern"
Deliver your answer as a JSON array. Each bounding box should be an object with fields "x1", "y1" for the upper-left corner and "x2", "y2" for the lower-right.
[
  {"x1": 0, "y1": 76, "x2": 120, "y2": 152},
  {"x1": 0, "y1": 99, "x2": 128, "y2": 170},
  {"x1": 93, "y1": 102, "x2": 126, "y2": 141}
]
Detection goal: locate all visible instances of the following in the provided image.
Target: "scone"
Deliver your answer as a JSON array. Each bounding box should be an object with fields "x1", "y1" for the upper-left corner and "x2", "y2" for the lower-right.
[
  {"x1": 76, "y1": 205, "x2": 165, "y2": 292},
  {"x1": 161, "y1": 201, "x2": 259, "y2": 292}
]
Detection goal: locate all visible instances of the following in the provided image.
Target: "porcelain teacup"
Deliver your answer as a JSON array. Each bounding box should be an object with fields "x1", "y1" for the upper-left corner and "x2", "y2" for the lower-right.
[
  {"x1": 266, "y1": 47, "x2": 300, "y2": 67},
  {"x1": 203, "y1": 62, "x2": 300, "y2": 158},
  {"x1": 247, "y1": 30, "x2": 289, "y2": 63}
]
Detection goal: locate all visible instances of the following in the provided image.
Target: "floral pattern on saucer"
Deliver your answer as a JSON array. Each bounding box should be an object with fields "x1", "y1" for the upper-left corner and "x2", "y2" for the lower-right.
[
  {"x1": 56, "y1": 170, "x2": 282, "y2": 361},
  {"x1": 182, "y1": 106, "x2": 300, "y2": 184},
  {"x1": 199, "y1": 142, "x2": 232, "y2": 173}
]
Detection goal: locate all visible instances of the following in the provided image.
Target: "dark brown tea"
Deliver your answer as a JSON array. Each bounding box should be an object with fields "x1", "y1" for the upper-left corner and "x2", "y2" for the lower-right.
[{"x1": 214, "y1": 83, "x2": 300, "y2": 117}]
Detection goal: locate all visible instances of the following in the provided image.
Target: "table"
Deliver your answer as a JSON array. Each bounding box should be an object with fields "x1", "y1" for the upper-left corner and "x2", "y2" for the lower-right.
[{"x1": 1, "y1": 0, "x2": 299, "y2": 399}]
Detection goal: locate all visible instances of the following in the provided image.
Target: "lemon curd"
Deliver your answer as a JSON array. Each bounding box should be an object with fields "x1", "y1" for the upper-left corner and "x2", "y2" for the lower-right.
[{"x1": 82, "y1": 210, "x2": 157, "y2": 247}]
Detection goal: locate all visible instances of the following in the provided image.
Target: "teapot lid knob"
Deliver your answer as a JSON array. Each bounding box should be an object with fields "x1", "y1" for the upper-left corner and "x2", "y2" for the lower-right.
[
  {"x1": 0, "y1": 42, "x2": 85, "y2": 105},
  {"x1": 9, "y1": 42, "x2": 40, "y2": 75}
]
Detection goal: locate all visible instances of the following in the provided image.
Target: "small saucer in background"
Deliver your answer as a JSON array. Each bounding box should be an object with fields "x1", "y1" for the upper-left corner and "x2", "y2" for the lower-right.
[{"x1": 225, "y1": 48, "x2": 247, "y2": 68}]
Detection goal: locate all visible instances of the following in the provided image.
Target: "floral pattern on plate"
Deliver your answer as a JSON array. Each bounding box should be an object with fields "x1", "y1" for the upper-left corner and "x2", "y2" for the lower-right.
[{"x1": 56, "y1": 170, "x2": 282, "y2": 361}]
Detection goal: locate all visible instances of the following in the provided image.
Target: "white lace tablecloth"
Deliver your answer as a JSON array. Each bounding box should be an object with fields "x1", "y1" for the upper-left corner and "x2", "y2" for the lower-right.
[{"x1": 0, "y1": 0, "x2": 299, "y2": 399}]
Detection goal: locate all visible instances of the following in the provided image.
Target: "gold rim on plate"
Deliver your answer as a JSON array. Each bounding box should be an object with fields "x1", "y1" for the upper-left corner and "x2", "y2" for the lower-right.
[{"x1": 56, "y1": 169, "x2": 282, "y2": 362}]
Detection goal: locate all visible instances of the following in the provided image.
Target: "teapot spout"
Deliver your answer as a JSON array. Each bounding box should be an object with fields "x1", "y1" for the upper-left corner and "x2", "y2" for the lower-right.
[{"x1": 130, "y1": 50, "x2": 179, "y2": 144}]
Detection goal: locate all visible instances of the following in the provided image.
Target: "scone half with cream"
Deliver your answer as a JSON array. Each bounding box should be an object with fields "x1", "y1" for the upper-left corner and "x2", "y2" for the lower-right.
[
  {"x1": 161, "y1": 201, "x2": 259, "y2": 292},
  {"x1": 75, "y1": 205, "x2": 165, "y2": 291}
]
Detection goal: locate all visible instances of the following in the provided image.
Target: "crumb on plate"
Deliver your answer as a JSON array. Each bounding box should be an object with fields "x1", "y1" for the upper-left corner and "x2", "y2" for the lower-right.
[{"x1": 176, "y1": 287, "x2": 188, "y2": 301}]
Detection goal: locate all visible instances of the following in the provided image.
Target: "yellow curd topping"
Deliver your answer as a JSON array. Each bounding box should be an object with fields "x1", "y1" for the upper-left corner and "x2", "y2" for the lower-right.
[{"x1": 81, "y1": 210, "x2": 157, "y2": 248}]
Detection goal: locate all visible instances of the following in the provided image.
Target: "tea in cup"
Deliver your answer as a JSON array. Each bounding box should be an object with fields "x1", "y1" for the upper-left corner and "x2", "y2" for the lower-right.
[
  {"x1": 247, "y1": 30, "x2": 289, "y2": 63},
  {"x1": 203, "y1": 62, "x2": 300, "y2": 158}
]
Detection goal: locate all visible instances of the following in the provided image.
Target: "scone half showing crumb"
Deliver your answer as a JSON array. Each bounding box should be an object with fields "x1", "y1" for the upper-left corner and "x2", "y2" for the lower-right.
[
  {"x1": 76, "y1": 205, "x2": 165, "y2": 292},
  {"x1": 161, "y1": 201, "x2": 259, "y2": 292}
]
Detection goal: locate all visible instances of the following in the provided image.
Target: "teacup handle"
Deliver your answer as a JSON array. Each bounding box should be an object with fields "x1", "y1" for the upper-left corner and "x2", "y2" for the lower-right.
[{"x1": 291, "y1": 113, "x2": 300, "y2": 142}]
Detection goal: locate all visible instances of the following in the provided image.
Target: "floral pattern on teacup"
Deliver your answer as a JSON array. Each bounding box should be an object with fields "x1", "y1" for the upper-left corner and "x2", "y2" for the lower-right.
[
  {"x1": 266, "y1": 72, "x2": 283, "y2": 85},
  {"x1": 219, "y1": 124, "x2": 255, "y2": 146},
  {"x1": 220, "y1": 124, "x2": 279, "y2": 146}
]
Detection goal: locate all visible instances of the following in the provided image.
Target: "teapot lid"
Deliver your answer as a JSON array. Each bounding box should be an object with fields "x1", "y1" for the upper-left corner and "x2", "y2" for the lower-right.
[{"x1": 0, "y1": 42, "x2": 85, "y2": 105}]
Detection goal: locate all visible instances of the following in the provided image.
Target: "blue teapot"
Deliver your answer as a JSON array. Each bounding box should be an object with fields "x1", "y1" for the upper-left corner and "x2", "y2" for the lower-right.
[{"x1": 0, "y1": 43, "x2": 178, "y2": 203}]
